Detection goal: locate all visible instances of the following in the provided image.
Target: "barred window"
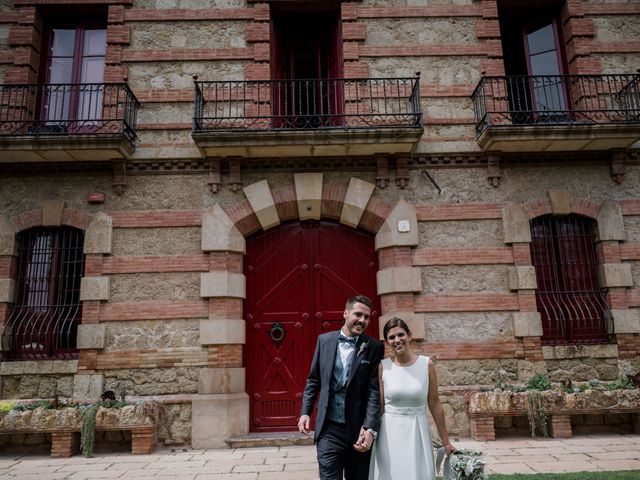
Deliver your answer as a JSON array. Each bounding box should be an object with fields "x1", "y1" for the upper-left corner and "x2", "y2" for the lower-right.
[
  {"x1": 4, "y1": 227, "x2": 84, "y2": 360},
  {"x1": 530, "y1": 215, "x2": 609, "y2": 345}
]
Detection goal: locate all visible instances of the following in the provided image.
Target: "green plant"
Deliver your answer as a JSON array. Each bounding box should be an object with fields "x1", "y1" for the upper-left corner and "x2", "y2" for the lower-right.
[
  {"x1": 525, "y1": 391, "x2": 548, "y2": 438},
  {"x1": 80, "y1": 403, "x2": 101, "y2": 457},
  {"x1": 525, "y1": 373, "x2": 551, "y2": 391},
  {"x1": 604, "y1": 376, "x2": 635, "y2": 391},
  {"x1": 12, "y1": 400, "x2": 54, "y2": 411},
  {"x1": 0, "y1": 400, "x2": 15, "y2": 413}
]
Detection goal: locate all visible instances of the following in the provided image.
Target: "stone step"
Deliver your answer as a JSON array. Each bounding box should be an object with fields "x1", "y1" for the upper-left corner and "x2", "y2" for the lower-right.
[{"x1": 225, "y1": 432, "x2": 315, "y2": 448}]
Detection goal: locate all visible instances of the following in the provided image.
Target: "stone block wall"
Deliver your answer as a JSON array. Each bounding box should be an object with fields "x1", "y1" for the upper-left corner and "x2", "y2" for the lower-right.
[{"x1": 0, "y1": 0, "x2": 639, "y2": 443}]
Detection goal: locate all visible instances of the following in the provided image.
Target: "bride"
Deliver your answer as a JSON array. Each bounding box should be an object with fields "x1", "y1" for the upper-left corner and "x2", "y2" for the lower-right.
[{"x1": 368, "y1": 317, "x2": 456, "y2": 480}]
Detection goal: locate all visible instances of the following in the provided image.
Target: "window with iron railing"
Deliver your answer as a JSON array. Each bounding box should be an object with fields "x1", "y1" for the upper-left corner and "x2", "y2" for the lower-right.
[
  {"x1": 3, "y1": 227, "x2": 84, "y2": 360},
  {"x1": 530, "y1": 215, "x2": 610, "y2": 345}
]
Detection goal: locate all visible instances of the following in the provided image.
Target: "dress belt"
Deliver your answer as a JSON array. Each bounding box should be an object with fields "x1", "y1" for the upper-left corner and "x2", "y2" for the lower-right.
[{"x1": 384, "y1": 405, "x2": 426, "y2": 415}]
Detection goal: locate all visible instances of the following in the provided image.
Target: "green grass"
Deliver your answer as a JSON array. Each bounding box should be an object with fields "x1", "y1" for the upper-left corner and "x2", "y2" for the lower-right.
[{"x1": 490, "y1": 472, "x2": 640, "y2": 480}]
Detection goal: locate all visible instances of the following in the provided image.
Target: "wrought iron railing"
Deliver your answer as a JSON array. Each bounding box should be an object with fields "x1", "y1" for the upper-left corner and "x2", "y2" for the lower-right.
[
  {"x1": 0, "y1": 83, "x2": 140, "y2": 144},
  {"x1": 3, "y1": 227, "x2": 84, "y2": 360},
  {"x1": 472, "y1": 74, "x2": 640, "y2": 136},
  {"x1": 530, "y1": 215, "x2": 611, "y2": 346},
  {"x1": 193, "y1": 77, "x2": 422, "y2": 132}
]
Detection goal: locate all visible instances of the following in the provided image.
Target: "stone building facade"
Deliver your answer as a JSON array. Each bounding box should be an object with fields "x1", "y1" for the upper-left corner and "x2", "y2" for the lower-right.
[{"x1": 0, "y1": 0, "x2": 639, "y2": 448}]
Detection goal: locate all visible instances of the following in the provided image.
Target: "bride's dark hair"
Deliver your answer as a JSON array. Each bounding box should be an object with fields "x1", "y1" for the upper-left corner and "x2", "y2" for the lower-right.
[{"x1": 383, "y1": 317, "x2": 412, "y2": 340}]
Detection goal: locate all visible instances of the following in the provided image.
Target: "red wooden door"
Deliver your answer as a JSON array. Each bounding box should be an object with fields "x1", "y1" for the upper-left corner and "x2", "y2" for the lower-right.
[{"x1": 245, "y1": 221, "x2": 379, "y2": 432}]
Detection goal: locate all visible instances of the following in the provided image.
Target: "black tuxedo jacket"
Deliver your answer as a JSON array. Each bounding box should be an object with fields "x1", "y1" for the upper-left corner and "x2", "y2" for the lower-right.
[{"x1": 300, "y1": 330, "x2": 384, "y2": 444}]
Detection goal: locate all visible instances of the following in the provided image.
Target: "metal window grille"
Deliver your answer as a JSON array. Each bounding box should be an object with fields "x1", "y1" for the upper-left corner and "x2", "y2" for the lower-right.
[
  {"x1": 3, "y1": 227, "x2": 85, "y2": 360},
  {"x1": 530, "y1": 215, "x2": 610, "y2": 345}
]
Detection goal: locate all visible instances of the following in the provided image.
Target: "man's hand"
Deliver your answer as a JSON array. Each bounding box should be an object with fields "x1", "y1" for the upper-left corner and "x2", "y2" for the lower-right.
[
  {"x1": 353, "y1": 427, "x2": 373, "y2": 452},
  {"x1": 298, "y1": 415, "x2": 311, "y2": 434}
]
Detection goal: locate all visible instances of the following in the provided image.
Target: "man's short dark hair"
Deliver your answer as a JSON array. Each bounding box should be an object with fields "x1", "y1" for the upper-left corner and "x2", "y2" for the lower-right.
[{"x1": 345, "y1": 295, "x2": 372, "y2": 310}]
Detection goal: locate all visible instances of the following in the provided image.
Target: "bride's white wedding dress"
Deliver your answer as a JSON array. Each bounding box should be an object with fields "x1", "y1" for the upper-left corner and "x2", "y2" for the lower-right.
[{"x1": 368, "y1": 355, "x2": 435, "y2": 480}]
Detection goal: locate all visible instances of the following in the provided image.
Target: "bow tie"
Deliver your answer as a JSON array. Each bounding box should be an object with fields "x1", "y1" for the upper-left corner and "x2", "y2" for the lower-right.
[{"x1": 338, "y1": 335, "x2": 357, "y2": 346}]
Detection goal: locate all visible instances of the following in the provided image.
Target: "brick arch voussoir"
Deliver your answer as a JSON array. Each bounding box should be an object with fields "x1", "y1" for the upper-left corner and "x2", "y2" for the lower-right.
[
  {"x1": 360, "y1": 197, "x2": 395, "y2": 234},
  {"x1": 230, "y1": 178, "x2": 390, "y2": 236},
  {"x1": 11, "y1": 208, "x2": 94, "y2": 233},
  {"x1": 521, "y1": 195, "x2": 599, "y2": 221}
]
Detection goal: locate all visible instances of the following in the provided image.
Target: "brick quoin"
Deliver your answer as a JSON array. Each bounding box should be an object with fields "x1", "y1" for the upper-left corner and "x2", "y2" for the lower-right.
[
  {"x1": 522, "y1": 336, "x2": 543, "y2": 362},
  {"x1": 475, "y1": 19, "x2": 500, "y2": 39},
  {"x1": 595, "y1": 241, "x2": 621, "y2": 264},
  {"x1": 380, "y1": 294, "x2": 414, "y2": 313},
  {"x1": 8, "y1": 26, "x2": 40, "y2": 48},
  {"x1": 341, "y1": 3, "x2": 357, "y2": 21},
  {"x1": 379, "y1": 247, "x2": 413, "y2": 269},
  {"x1": 82, "y1": 301, "x2": 101, "y2": 324},
  {"x1": 78, "y1": 350, "x2": 98, "y2": 373},
  {"x1": 209, "y1": 298, "x2": 243, "y2": 319},
  {"x1": 244, "y1": 62, "x2": 270, "y2": 81},
  {"x1": 107, "y1": 5, "x2": 125, "y2": 24},
  {"x1": 103, "y1": 65, "x2": 128, "y2": 83},
  {"x1": 84, "y1": 254, "x2": 104, "y2": 276},
  {"x1": 607, "y1": 289, "x2": 629, "y2": 310},
  {"x1": 0, "y1": 257, "x2": 17, "y2": 278},
  {"x1": 343, "y1": 62, "x2": 369, "y2": 79},
  {"x1": 106, "y1": 25, "x2": 130, "y2": 44},
  {"x1": 416, "y1": 202, "x2": 503, "y2": 221},
  {"x1": 512, "y1": 244, "x2": 532, "y2": 266},
  {"x1": 253, "y1": 2, "x2": 269, "y2": 22},
  {"x1": 479, "y1": 58, "x2": 505, "y2": 76},
  {"x1": 617, "y1": 334, "x2": 640, "y2": 359},
  {"x1": 412, "y1": 247, "x2": 513, "y2": 266},
  {"x1": 209, "y1": 252, "x2": 243, "y2": 273},
  {"x1": 342, "y1": 22, "x2": 366, "y2": 41},
  {"x1": 208, "y1": 345, "x2": 243, "y2": 367},
  {"x1": 0, "y1": 304, "x2": 9, "y2": 327},
  {"x1": 253, "y1": 42, "x2": 270, "y2": 62},
  {"x1": 627, "y1": 289, "x2": 640, "y2": 308},
  {"x1": 518, "y1": 292, "x2": 538, "y2": 312},
  {"x1": 246, "y1": 23, "x2": 269, "y2": 43}
]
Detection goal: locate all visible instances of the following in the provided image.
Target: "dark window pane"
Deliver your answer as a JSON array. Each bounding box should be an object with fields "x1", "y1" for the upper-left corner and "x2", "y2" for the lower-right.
[
  {"x1": 530, "y1": 51, "x2": 562, "y2": 76},
  {"x1": 51, "y1": 29, "x2": 76, "y2": 57},
  {"x1": 83, "y1": 29, "x2": 106, "y2": 57},
  {"x1": 526, "y1": 23, "x2": 555, "y2": 55}
]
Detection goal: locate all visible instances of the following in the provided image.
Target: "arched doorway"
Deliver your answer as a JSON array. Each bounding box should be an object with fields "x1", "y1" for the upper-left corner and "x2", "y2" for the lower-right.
[{"x1": 245, "y1": 220, "x2": 380, "y2": 432}]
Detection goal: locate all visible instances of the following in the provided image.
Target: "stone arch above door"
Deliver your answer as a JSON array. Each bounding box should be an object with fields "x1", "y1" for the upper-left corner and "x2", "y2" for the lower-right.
[{"x1": 194, "y1": 174, "x2": 424, "y2": 448}]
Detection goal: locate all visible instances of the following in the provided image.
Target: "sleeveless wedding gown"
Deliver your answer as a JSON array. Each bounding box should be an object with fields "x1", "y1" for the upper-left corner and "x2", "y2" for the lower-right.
[{"x1": 368, "y1": 355, "x2": 435, "y2": 480}]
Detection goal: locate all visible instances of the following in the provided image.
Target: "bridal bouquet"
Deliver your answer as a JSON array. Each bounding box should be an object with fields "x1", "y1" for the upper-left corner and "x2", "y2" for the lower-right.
[{"x1": 433, "y1": 438, "x2": 487, "y2": 480}]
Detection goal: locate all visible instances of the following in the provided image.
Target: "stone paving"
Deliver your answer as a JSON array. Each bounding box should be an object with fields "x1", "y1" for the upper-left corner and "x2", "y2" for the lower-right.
[{"x1": 0, "y1": 434, "x2": 639, "y2": 479}]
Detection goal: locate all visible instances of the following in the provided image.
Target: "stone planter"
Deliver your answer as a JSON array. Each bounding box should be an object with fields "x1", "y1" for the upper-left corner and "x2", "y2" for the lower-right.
[
  {"x1": 0, "y1": 404, "x2": 158, "y2": 457},
  {"x1": 468, "y1": 389, "x2": 640, "y2": 441}
]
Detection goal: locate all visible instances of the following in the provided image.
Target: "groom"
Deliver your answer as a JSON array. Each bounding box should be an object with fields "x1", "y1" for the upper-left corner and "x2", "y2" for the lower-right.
[{"x1": 298, "y1": 295, "x2": 384, "y2": 480}]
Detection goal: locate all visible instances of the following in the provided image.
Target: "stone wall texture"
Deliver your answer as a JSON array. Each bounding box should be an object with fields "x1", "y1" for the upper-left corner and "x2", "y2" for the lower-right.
[{"x1": 1, "y1": 0, "x2": 639, "y2": 445}]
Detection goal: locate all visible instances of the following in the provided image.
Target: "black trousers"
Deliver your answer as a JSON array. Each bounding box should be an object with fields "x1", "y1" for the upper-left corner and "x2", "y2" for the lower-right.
[{"x1": 316, "y1": 420, "x2": 372, "y2": 480}]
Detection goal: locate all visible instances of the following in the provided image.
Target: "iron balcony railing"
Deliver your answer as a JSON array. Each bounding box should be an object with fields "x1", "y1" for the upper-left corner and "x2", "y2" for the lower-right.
[
  {"x1": 193, "y1": 77, "x2": 422, "y2": 132},
  {"x1": 0, "y1": 83, "x2": 140, "y2": 144},
  {"x1": 472, "y1": 74, "x2": 640, "y2": 136}
]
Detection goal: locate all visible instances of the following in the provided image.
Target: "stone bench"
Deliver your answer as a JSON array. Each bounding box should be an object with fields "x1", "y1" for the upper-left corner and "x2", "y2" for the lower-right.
[
  {"x1": 468, "y1": 389, "x2": 640, "y2": 441},
  {"x1": 0, "y1": 424, "x2": 156, "y2": 457},
  {"x1": 0, "y1": 404, "x2": 159, "y2": 457}
]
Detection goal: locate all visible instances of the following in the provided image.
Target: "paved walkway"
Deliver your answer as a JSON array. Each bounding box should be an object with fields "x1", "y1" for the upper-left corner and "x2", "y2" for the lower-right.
[{"x1": 0, "y1": 434, "x2": 639, "y2": 479}]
